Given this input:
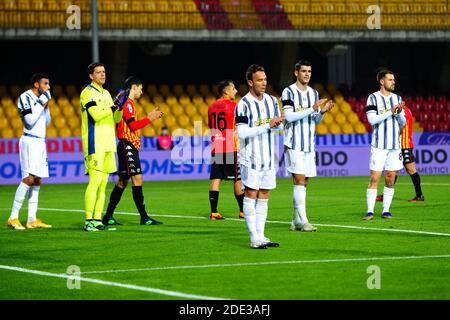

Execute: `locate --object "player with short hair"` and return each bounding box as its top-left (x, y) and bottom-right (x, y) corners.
top-left (281, 59), bottom-right (334, 232)
top-left (102, 76), bottom-right (164, 226)
top-left (80, 62), bottom-right (123, 231)
top-left (363, 69), bottom-right (406, 220)
top-left (235, 64), bottom-right (284, 249)
top-left (208, 79), bottom-right (244, 220)
top-left (376, 104), bottom-right (424, 202)
top-left (7, 73), bottom-right (52, 230)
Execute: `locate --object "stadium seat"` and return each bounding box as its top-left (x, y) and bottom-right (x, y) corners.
top-left (1, 127), bottom-right (14, 138)
top-left (354, 122), bottom-right (367, 134)
top-left (173, 84), bottom-right (184, 97)
top-left (58, 127), bottom-right (72, 137)
top-left (186, 84), bottom-right (198, 97)
top-left (316, 123), bottom-right (328, 135)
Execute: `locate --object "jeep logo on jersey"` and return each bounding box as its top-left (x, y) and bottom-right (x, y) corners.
top-left (254, 118), bottom-right (272, 126)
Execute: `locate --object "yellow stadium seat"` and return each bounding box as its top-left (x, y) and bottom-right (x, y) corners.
top-left (328, 123), bottom-right (341, 134)
top-left (192, 95), bottom-right (205, 106)
top-left (1, 128), bottom-right (15, 138)
top-left (0, 117), bottom-right (7, 129)
top-left (46, 125), bottom-right (58, 137)
top-left (185, 105), bottom-right (197, 117)
top-left (142, 126), bottom-right (156, 137)
top-left (62, 106), bottom-right (75, 118)
top-left (14, 127), bottom-right (23, 137)
top-left (159, 84), bottom-right (171, 97)
top-left (5, 107), bottom-right (18, 119)
top-left (50, 105), bottom-right (62, 117)
top-left (53, 117), bottom-right (66, 129)
top-left (173, 84), bottom-right (184, 97)
top-left (58, 127), bottom-right (72, 137)
top-left (354, 122), bottom-right (367, 134)
top-left (164, 115), bottom-right (176, 128)
top-left (199, 84), bottom-right (210, 96)
top-left (67, 117), bottom-right (80, 129)
top-left (166, 95), bottom-right (178, 106)
top-left (340, 102), bottom-right (352, 114)
top-left (186, 84), bottom-right (197, 97)
top-left (334, 113), bottom-right (346, 125)
top-left (153, 95), bottom-right (164, 105)
top-left (66, 85), bottom-right (78, 98)
top-left (341, 123), bottom-right (354, 134)
top-left (52, 85), bottom-right (64, 97)
top-left (157, 104), bottom-right (170, 115)
top-left (11, 117), bottom-right (23, 130)
top-left (72, 127), bottom-right (81, 137)
top-left (205, 94), bottom-right (216, 106)
top-left (179, 94), bottom-right (191, 106)
top-left (171, 105), bottom-right (183, 116)
top-left (177, 114), bottom-right (190, 128)
top-left (323, 112), bottom-right (334, 125)
top-left (57, 96), bottom-right (70, 106)
top-left (316, 124), bottom-right (328, 135)
top-left (191, 113), bottom-right (203, 125)
top-left (147, 84), bottom-right (158, 97)
top-left (347, 113), bottom-right (360, 125)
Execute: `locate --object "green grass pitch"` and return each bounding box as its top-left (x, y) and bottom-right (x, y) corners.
top-left (0, 175), bottom-right (449, 300)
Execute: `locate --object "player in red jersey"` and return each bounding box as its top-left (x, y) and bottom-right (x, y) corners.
top-left (208, 80), bottom-right (244, 220)
top-left (103, 76), bottom-right (165, 226)
top-left (376, 104), bottom-right (424, 202)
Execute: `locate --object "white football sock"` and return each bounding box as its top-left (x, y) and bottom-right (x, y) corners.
top-left (382, 186), bottom-right (395, 213)
top-left (255, 198), bottom-right (268, 241)
top-left (28, 186), bottom-right (40, 222)
top-left (10, 182), bottom-right (30, 220)
top-left (366, 188), bottom-right (377, 213)
top-left (293, 185), bottom-right (308, 225)
top-left (243, 197), bottom-right (258, 243)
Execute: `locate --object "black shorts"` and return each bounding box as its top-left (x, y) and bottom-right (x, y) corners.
top-left (401, 148), bottom-right (415, 165)
top-left (117, 139), bottom-right (142, 178)
top-left (210, 152), bottom-right (241, 181)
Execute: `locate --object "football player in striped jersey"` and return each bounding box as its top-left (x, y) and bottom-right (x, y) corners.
top-left (281, 60), bottom-right (333, 232)
top-left (363, 70), bottom-right (406, 220)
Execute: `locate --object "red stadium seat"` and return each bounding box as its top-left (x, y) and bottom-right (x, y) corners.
top-left (430, 111), bottom-right (441, 122)
top-left (410, 102), bottom-right (421, 112)
top-left (423, 102), bottom-right (433, 112)
top-left (438, 122), bottom-right (449, 132)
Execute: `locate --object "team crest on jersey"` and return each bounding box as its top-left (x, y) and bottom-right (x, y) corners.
top-left (295, 105), bottom-right (309, 112)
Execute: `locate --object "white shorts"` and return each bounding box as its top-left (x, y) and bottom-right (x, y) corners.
top-left (369, 146), bottom-right (403, 172)
top-left (285, 148), bottom-right (317, 177)
top-left (19, 135), bottom-right (49, 179)
top-left (240, 165), bottom-right (276, 190)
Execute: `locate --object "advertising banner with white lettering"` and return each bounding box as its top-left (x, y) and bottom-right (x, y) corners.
top-left (1, 132), bottom-right (449, 184)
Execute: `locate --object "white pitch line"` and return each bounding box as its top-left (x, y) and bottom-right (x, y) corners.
top-left (0, 264), bottom-right (228, 300)
top-left (80, 254), bottom-right (450, 275)
top-left (36, 207), bottom-right (450, 237)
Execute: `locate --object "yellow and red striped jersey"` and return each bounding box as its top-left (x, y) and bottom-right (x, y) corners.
top-left (400, 106), bottom-right (414, 149)
top-left (116, 98), bottom-right (150, 150)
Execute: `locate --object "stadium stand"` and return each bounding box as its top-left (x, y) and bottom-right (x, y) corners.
top-left (0, 0), bottom-right (448, 30)
top-left (1, 82), bottom-right (446, 138)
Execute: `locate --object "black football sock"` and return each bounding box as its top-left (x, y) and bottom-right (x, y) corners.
top-left (105, 185), bottom-right (125, 218)
top-left (410, 172), bottom-right (423, 197)
top-left (235, 193), bottom-right (244, 212)
top-left (132, 186), bottom-right (148, 220)
top-left (209, 191), bottom-right (219, 213)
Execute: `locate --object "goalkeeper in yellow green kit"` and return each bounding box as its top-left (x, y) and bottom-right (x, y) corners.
top-left (80, 62), bottom-right (123, 231)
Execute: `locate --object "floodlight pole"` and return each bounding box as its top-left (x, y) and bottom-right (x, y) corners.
top-left (91, 0), bottom-right (99, 62)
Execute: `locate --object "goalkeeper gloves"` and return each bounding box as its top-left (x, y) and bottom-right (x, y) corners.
top-left (111, 89), bottom-right (130, 112)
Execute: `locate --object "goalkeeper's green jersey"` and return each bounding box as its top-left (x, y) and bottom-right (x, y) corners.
top-left (80, 82), bottom-right (122, 157)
